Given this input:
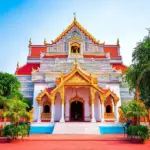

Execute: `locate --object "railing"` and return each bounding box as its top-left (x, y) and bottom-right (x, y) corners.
top-left (104, 112), bottom-right (114, 119)
top-left (41, 113), bottom-right (51, 120)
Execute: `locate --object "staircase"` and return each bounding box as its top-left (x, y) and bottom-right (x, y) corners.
top-left (53, 122), bottom-right (100, 134)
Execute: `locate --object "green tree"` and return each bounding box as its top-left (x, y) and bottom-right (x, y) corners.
top-left (126, 100), bottom-right (147, 125)
top-left (0, 72), bottom-right (22, 99)
top-left (3, 99), bottom-right (30, 125)
top-left (125, 35), bottom-right (150, 107)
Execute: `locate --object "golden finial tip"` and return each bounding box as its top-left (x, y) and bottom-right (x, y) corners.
top-left (29, 38), bottom-right (32, 45)
top-left (44, 38), bottom-right (47, 45)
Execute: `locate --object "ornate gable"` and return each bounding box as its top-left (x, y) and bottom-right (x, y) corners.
top-left (52, 16), bottom-right (100, 44)
top-left (65, 72), bottom-right (91, 85)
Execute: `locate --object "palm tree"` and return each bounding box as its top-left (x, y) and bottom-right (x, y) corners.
top-left (126, 100), bottom-right (147, 125)
top-left (3, 99), bottom-right (30, 125)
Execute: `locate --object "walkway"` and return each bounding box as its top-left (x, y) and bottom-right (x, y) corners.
top-left (0, 140), bottom-right (150, 150)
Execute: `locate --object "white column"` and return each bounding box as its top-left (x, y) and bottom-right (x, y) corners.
top-left (51, 104), bottom-right (55, 123)
top-left (101, 104), bottom-right (105, 122)
top-left (37, 105), bottom-right (42, 122)
top-left (60, 104), bottom-right (65, 122)
top-left (91, 104), bottom-right (96, 122)
top-left (114, 105), bottom-right (118, 123)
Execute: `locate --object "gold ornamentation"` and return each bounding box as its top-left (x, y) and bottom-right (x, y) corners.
top-left (117, 38), bottom-right (119, 45)
top-left (44, 38), bottom-right (47, 45)
top-left (29, 38), bottom-right (32, 45)
top-left (53, 16), bottom-right (100, 44)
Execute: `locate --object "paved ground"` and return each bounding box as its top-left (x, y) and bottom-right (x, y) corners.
top-left (24, 134), bottom-right (127, 141)
top-left (0, 140), bottom-right (150, 150)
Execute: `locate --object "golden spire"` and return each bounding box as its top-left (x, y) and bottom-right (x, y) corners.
top-left (29, 38), bottom-right (32, 45)
top-left (44, 38), bottom-right (47, 45)
top-left (117, 38), bottom-right (119, 45)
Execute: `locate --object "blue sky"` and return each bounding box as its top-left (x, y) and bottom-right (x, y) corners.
top-left (0, 0), bottom-right (150, 74)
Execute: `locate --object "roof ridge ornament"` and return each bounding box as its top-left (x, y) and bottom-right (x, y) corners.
top-left (44, 38), bottom-right (47, 45)
top-left (73, 12), bottom-right (76, 21)
top-left (29, 38), bottom-right (32, 46)
top-left (117, 38), bottom-right (119, 45)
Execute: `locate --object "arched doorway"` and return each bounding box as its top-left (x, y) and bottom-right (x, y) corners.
top-left (70, 96), bottom-right (84, 121)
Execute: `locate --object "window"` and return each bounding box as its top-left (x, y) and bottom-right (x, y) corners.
top-left (71, 42), bottom-right (80, 54)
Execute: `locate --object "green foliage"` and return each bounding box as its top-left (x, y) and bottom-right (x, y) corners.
top-left (22, 98), bottom-right (33, 111)
top-left (125, 36), bottom-right (150, 108)
top-left (2, 123), bottom-right (30, 139)
top-left (0, 72), bottom-right (21, 98)
top-left (3, 99), bottom-right (30, 124)
top-left (127, 125), bottom-right (150, 141)
top-left (120, 100), bottom-right (147, 124)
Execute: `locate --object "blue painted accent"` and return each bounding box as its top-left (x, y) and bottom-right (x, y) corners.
top-left (30, 125), bottom-right (55, 134)
top-left (99, 126), bottom-right (124, 134)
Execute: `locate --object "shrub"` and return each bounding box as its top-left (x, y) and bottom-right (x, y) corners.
top-left (2, 123), bottom-right (30, 139)
top-left (127, 125), bottom-right (150, 141)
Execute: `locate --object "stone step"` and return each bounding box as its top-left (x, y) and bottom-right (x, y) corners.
top-left (53, 123), bottom-right (100, 134)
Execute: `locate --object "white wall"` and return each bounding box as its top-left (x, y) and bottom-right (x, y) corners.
top-left (94, 94), bottom-right (101, 121)
top-left (33, 83), bottom-right (48, 121)
top-left (105, 83), bottom-right (121, 106)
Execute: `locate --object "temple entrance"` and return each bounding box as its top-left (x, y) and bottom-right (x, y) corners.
top-left (70, 101), bottom-right (83, 121)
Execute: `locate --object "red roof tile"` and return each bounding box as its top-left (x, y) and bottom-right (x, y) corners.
top-left (15, 63), bottom-right (40, 75)
top-left (104, 46), bottom-right (121, 58)
top-left (112, 63), bottom-right (128, 74)
top-left (28, 47), bottom-right (47, 58)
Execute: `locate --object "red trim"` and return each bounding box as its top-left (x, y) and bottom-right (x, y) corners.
top-left (112, 63), bottom-right (128, 74)
top-left (15, 63), bottom-right (40, 75)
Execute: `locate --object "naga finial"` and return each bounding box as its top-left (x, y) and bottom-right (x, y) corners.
top-left (17, 62), bottom-right (19, 69)
top-left (29, 38), bottom-right (32, 45)
top-left (44, 38), bottom-right (47, 45)
top-left (117, 38), bottom-right (119, 45)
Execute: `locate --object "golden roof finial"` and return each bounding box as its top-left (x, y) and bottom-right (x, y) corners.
top-left (29, 38), bottom-right (32, 45)
top-left (117, 38), bottom-right (119, 45)
top-left (73, 12), bottom-right (76, 21)
top-left (44, 38), bottom-right (47, 45)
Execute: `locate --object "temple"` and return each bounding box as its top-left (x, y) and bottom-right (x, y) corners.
top-left (15, 16), bottom-right (134, 123)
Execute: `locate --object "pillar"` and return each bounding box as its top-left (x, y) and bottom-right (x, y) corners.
top-left (60, 103), bottom-right (65, 122)
top-left (60, 87), bottom-right (65, 122)
top-left (51, 96), bottom-right (55, 123)
top-left (101, 103), bottom-right (105, 122)
top-left (91, 103), bottom-right (96, 122)
top-left (114, 105), bottom-right (118, 123)
top-left (37, 105), bottom-right (42, 122)
top-left (51, 104), bottom-right (55, 122)
top-left (90, 88), bottom-right (96, 122)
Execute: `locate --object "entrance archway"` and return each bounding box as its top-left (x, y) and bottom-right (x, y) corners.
top-left (70, 96), bottom-right (84, 121)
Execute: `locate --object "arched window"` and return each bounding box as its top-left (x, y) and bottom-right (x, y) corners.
top-left (44, 105), bottom-right (50, 113)
top-left (71, 43), bottom-right (80, 54)
top-left (106, 105), bottom-right (112, 113)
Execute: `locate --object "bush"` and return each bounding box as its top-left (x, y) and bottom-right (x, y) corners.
top-left (127, 125), bottom-right (150, 141)
top-left (2, 123), bottom-right (30, 139)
